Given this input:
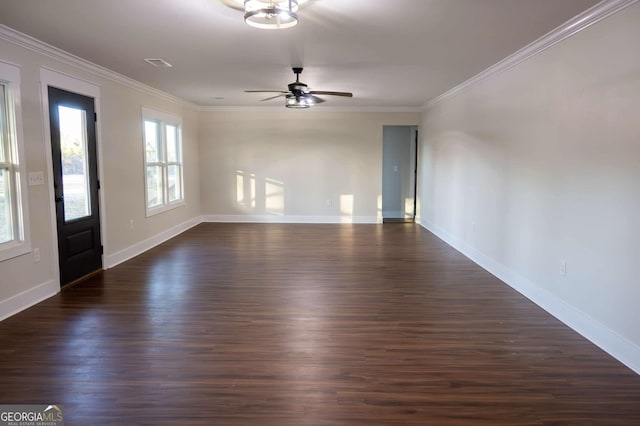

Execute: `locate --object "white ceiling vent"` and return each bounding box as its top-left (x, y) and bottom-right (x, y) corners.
top-left (144, 58), bottom-right (172, 68)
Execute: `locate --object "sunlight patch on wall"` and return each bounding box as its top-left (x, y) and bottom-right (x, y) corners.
top-left (236, 170), bottom-right (244, 205)
top-left (235, 169), bottom-right (256, 209)
top-left (250, 173), bottom-right (256, 208)
top-left (340, 194), bottom-right (354, 222)
top-left (266, 178), bottom-right (285, 215)
top-left (235, 170), bottom-right (286, 214)
top-left (405, 197), bottom-right (414, 218)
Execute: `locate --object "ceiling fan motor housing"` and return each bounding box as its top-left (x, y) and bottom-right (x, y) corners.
top-left (289, 67), bottom-right (308, 94)
top-left (288, 82), bottom-right (309, 94)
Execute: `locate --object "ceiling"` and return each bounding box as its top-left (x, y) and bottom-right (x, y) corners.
top-left (0, 0), bottom-right (600, 108)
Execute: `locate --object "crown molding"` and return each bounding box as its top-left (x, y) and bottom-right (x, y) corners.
top-left (0, 25), bottom-right (196, 108)
top-left (423, 0), bottom-right (639, 109)
top-left (199, 105), bottom-right (423, 113)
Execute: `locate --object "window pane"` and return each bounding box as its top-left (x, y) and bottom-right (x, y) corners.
top-left (146, 165), bottom-right (163, 208)
top-left (167, 165), bottom-right (181, 202)
top-left (145, 120), bottom-right (160, 162)
top-left (0, 168), bottom-right (12, 243)
top-left (59, 105), bottom-right (91, 222)
top-left (0, 85), bottom-right (5, 163)
top-left (166, 124), bottom-right (178, 162)
top-left (0, 85), bottom-right (6, 241)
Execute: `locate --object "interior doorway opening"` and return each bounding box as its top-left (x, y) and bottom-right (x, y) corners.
top-left (382, 125), bottom-right (418, 223)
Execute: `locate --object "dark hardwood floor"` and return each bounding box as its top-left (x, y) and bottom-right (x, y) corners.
top-left (1, 223), bottom-right (639, 424)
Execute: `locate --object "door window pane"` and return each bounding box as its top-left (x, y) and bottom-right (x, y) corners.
top-left (145, 120), bottom-right (160, 162)
top-left (0, 168), bottom-right (12, 243)
top-left (167, 165), bottom-right (181, 202)
top-left (146, 165), bottom-right (163, 208)
top-left (59, 105), bottom-right (91, 222)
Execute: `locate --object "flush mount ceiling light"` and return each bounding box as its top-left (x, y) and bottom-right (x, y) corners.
top-left (244, 0), bottom-right (299, 29)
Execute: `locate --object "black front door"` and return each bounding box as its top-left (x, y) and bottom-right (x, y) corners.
top-left (48, 87), bottom-right (102, 286)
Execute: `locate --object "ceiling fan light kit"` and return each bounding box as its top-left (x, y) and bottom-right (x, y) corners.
top-left (245, 67), bottom-right (353, 109)
top-left (244, 0), bottom-right (299, 29)
top-left (286, 93), bottom-right (312, 108)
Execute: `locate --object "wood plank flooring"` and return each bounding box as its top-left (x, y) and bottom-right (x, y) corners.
top-left (1, 223), bottom-right (639, 424)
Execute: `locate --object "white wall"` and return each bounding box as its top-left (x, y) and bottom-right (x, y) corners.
top-left (419, 3), bottom-right (640, 371)
top-left (199, 111), bottom-right (419, 223)
top-left (0, 30), bottom-right (201, 318)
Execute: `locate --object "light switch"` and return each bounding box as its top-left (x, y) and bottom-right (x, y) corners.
top-left (28, 171), bottom-right (45, 186)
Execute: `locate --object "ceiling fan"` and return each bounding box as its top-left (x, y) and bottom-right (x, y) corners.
top-left (245, 67), bottom-right (353, 108)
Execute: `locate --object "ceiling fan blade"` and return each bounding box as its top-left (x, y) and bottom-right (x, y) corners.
top-left (308, 95), bottom-right (326, 104)
top-left (245, 90), bottom-right (289, 94)
top-left (309, 90), bottom-right (353, 97)
top-left (260, 94), bottom-right (287, 101)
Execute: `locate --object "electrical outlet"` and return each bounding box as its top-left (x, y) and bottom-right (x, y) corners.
top-left (560, 259), bottom-right (567, 277)
top-left (33, 248), bottom-right (40, 263)
top-left (129, 219), bottom-right (134, 229)
top-left (326, 199), bottom-right (332, 207)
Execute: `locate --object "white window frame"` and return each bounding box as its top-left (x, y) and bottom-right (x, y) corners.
top-left (0, 60), bottom-right (31, 262)
top-left (142, 107), bottom-right (184, 217)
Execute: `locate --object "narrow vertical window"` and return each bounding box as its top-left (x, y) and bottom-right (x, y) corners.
top-left (142, 108), bottom-right (183, 216)
top-left (0, 61), bottom-right (30, 261)
top-left (0, 84), bottom-right (11, 243)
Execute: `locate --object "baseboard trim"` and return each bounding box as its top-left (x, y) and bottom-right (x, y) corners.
top-left (104, 216), bottom-right (202, 269)
top-left (419, 218), bottom-right (640, 375)
top-left (202, 215), bottom-right (381, 224)
top-left (0, 280), bottom-right (59, 322)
